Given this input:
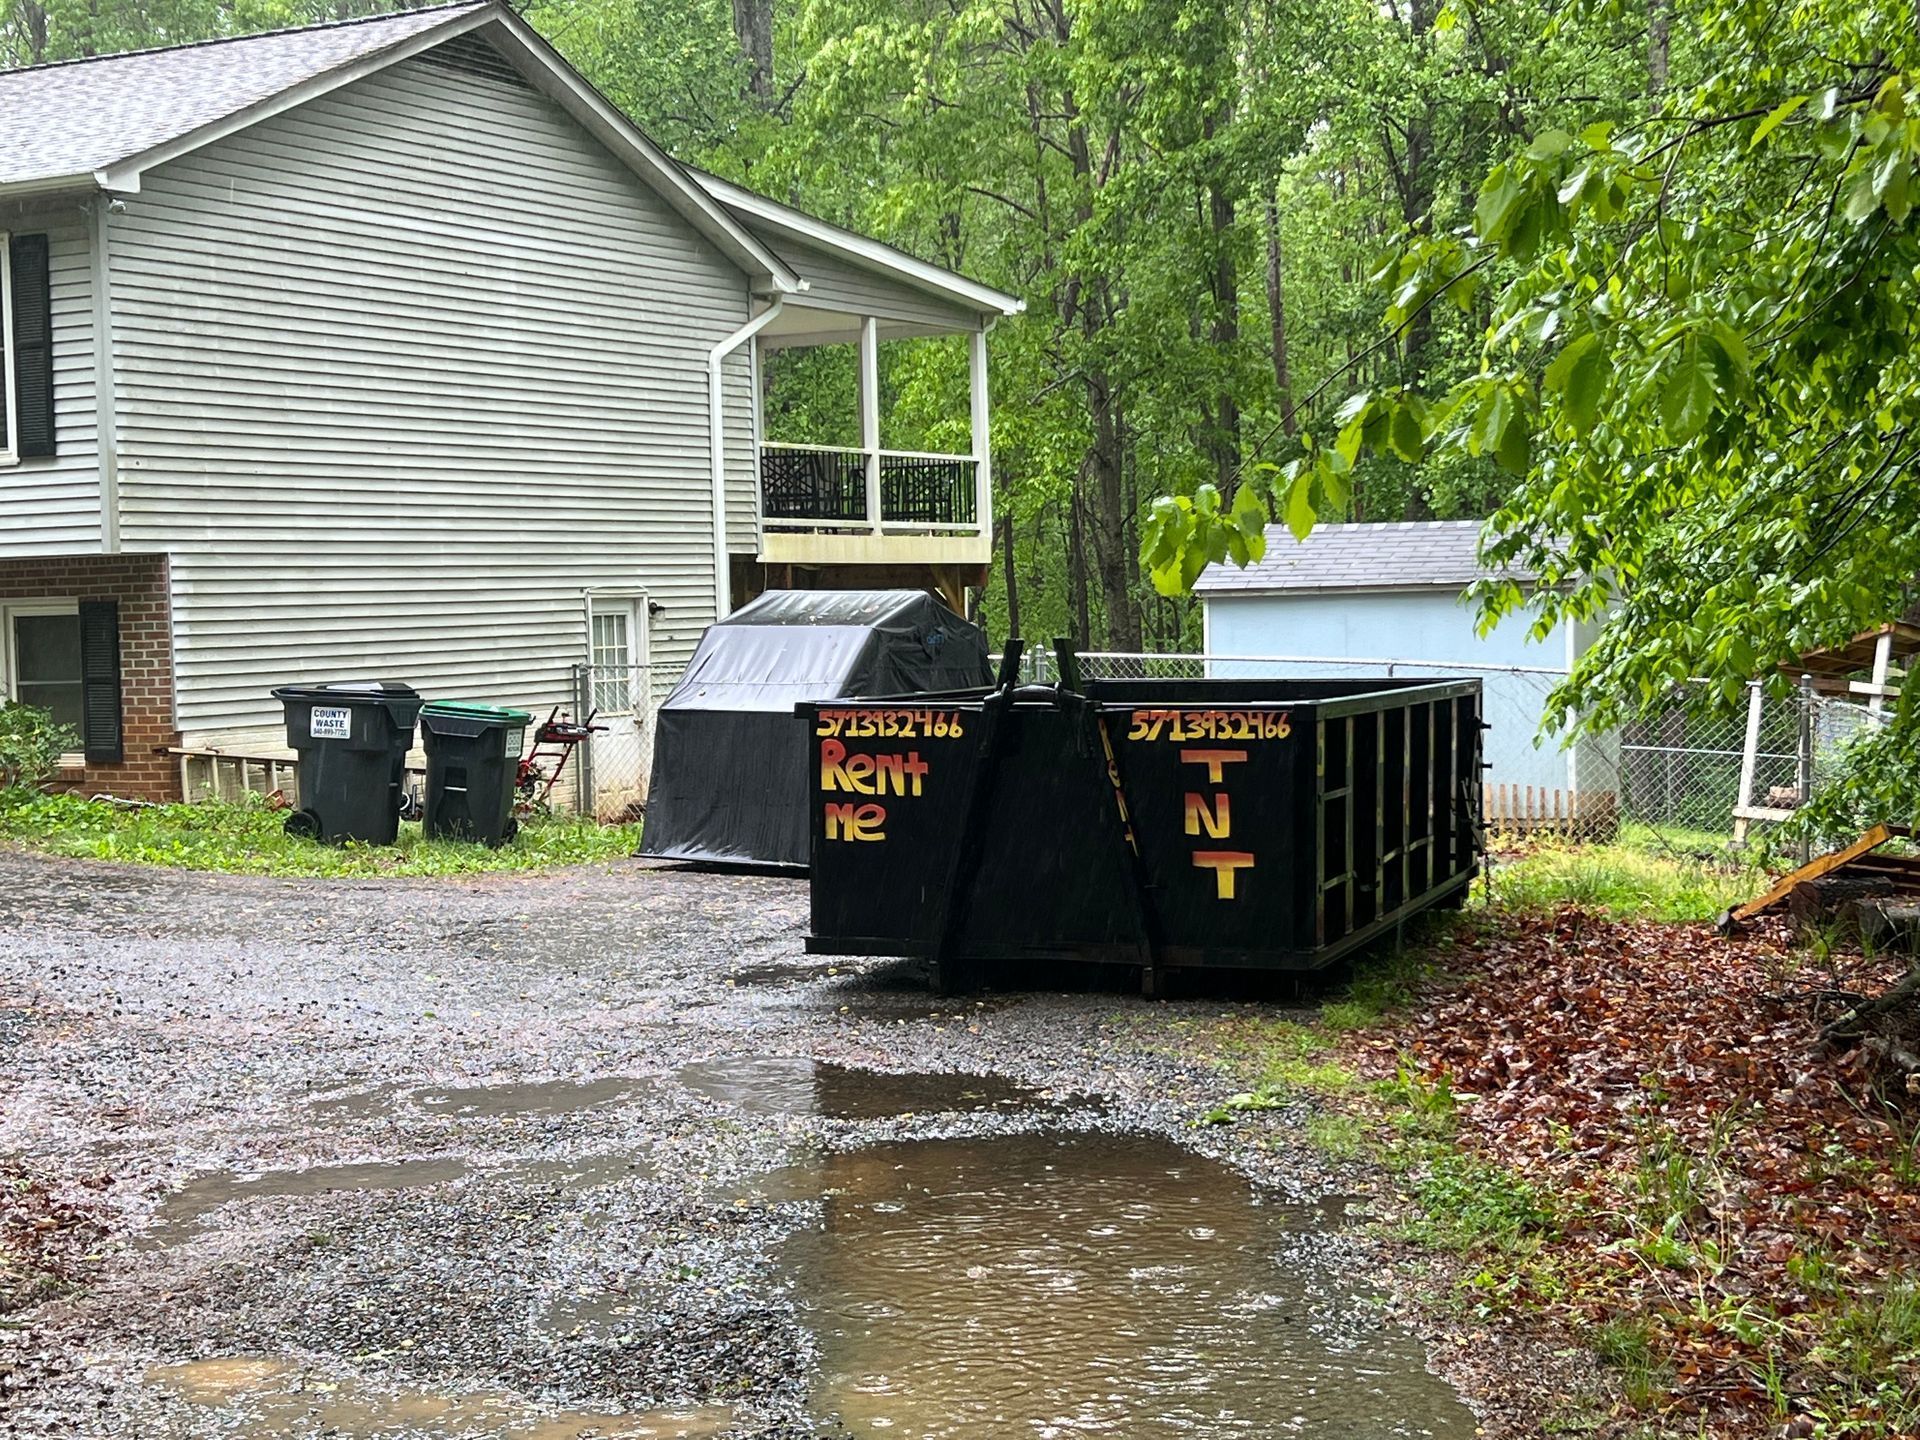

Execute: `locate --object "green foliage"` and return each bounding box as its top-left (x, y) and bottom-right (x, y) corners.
top-left (1482, 837), bottom-right (1760, 923)
top-left (1403, 1149), bottom-right (1557, 1254)
top-left (1587, 1316), bottom-right (1674, 1411)
top-left (0, 792), bottom-right (642, 877)
top-left (0, 704), bottom-right (76, 793)
top-left (1152, 0), bottom-right (1920, 820)
top-left (1793, 714), bottom-right (1920, 846)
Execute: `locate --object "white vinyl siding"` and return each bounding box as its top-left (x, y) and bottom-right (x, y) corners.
top-left (0, 215), bottom-right (100, 554)
top-left (109, 54), bottom-right (759, 734)
top-left (771, 234), bottom-right (984, 334)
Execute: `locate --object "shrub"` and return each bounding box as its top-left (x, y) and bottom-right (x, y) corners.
top-left (0, 704), bottom-right (77, 794)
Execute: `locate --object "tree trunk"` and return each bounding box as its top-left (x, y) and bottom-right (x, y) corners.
top-left (1082, 370), bottom-right (1137, 649)
top-left (1647, 0), bottom-right (1672, 95)
top-left (731, 0), bottom-right (774, 102)
top-left (1061, 116), bottom-right (1139, 646)
top-left (1386, 0), bottom-right (1439, 387)
top-left (1205, 115), bottom-right (1241, 493)
top-left (14, 0), bottom-right (48, 63)
top-left (997, 501), bottom-right (1022, 642)
top-left (1067, 494), bottom-right (1093, 652)
top-left (1263, 189), bottom-right (1296, 434)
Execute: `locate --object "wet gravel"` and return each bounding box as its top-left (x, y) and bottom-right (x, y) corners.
top-left (0, 850), bottom-right (1561, 1437)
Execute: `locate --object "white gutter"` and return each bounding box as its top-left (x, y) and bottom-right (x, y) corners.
top-left (90, 196), bottom-right (119, 552)
top-left (708, 298), bottom-right (785, 620)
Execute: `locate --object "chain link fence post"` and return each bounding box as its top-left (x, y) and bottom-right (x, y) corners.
top-left (572, 662), bottom-right (595, 820)
top-left (1796, 672), bottom-right (1816, 865)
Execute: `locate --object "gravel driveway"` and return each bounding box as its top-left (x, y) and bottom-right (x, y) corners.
top-left (0, 850), bottom-right (1518, 1438)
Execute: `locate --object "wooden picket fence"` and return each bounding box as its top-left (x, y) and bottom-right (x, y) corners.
top-left (1482, 783), bottom-right (1619, 839)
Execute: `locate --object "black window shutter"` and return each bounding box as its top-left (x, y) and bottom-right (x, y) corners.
top-left (78, 600), bottom-right (123, 765)
top-left (8, 233), bottom-right (55, 458)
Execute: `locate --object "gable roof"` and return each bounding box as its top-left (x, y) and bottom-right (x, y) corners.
top-left (0, 3), bottom-right (484, 191)
top-left (0, 1), bottom-right (799, 294)
top-left (1195, 520), bottom-right (1533, 595)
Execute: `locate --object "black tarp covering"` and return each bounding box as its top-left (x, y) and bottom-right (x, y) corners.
top-left (640, 590), bottom-right (993, 867)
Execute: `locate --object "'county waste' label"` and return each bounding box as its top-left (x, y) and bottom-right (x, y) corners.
top-left (310, 706), bottom-right (352, 740)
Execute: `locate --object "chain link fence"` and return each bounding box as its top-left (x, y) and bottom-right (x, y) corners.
top-left (493, 662), bottom-right (659, 824)
top-left (1022, 649), bottom-right (1887, 848)
top-left (502, 647), bottom-right (1889, 837)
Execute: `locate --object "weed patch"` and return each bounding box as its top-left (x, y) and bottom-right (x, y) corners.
top-left (1482, 838), bottom-right (1759, 924)
top-left (0, 792), bottom-right (642, 877)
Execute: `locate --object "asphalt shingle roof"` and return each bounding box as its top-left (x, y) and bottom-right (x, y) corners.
top-left (0, 1), bottom-right (485, 188)
top-left (1194, 519), bottom-right (1529, 594)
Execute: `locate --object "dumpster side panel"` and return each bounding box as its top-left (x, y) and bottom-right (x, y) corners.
top-left (804, 702), bottom-right (980, 951)
top-left (1104, 704), bottom-right (1309, 963)
top-left (955, 708), bottom-right (1145, 962)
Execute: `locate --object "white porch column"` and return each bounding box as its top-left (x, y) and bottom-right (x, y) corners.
top-left (969, 325), bottom-right (992, 537)
top-left (859, 315), bottom-right (882, 533)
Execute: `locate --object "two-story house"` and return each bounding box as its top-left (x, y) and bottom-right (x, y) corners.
top-left (0, 0), bottom-right (1021, 800)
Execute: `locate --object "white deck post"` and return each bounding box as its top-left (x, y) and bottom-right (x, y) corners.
top-left (969, 325), bottom-right (992, 538)
top-left (1732, 681), bottom-right (1765, 844)
top-left (1867, 630), bottom-right (1893, 717)
top-left (859, 315), bottom-right (882, 533)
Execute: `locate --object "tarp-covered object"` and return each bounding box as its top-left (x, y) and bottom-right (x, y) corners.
top-left (641, 590), bottom-right (993, 867)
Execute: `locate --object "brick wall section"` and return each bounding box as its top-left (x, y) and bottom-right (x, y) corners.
top-left (0, 553), bottom-right (180, 800)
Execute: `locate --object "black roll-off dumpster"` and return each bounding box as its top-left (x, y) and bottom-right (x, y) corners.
top-left (798, 659), bottom-right (1483, 992)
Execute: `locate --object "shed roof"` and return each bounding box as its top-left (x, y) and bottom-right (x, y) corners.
top-left (1195, 520), bottom-right (1530, 595)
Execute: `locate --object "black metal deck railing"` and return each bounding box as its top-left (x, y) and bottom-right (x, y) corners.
top-left (761, 446), bottom-right (869, 522)
top-left (760, 445), bottom-right (978, 528)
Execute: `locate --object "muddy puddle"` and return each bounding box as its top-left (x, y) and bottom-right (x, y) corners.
top-left (146, 1356), bottom-right (731, 1437)
top-left (309, 1075), bottom-right (646, 1122)
top-left (150, 1158), bottom-right (472, 1241)
top-left (152, 1148), bottom-right (650, 1244)
top-left (417, 1076), bottom-right (645, 1118)
top-left (784, 1131), bottom-right (1476, 1438)
top-left (676, 1057), bottom-right (1042, 1119)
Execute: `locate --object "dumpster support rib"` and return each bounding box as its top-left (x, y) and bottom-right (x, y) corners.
top-left (924, 639), bottom-right (1026, 994)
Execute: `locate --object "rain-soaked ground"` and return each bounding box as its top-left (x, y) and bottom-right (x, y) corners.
top-left (0, 851), bottom-right (1508, 1438)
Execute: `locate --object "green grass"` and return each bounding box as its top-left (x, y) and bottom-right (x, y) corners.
top-left (1587, 1316), bottom-right (1675, 1411)
top-left (1481, 836), bottom-right (1761, 923)
top-left (0, 791), bottom-right (642, 877)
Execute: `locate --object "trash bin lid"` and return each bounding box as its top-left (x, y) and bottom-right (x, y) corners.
top-left (271, 680), bottom-right (422, 703)
top-left (420, 700), bottom-right (533, 726)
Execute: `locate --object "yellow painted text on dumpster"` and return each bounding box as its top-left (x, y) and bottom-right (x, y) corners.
top-left (1181, 746), bottom-right (1254, 899)
top-left (1127, 709), bottom-right (1291, 743)
top-left (819, 731), bottom-right (942, 843)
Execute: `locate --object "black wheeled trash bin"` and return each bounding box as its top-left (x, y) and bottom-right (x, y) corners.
top-left (271, 681), bottom-right (424, 845)
top-left (419, 701), bottom-right (531, 847)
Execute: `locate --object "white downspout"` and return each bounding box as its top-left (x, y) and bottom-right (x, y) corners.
top-left (708, 297), bottom-right (785, 621)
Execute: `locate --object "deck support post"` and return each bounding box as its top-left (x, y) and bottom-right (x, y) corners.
top-left (859, 315), bottom-right (882, 534)
top-left (969, 324), bottom-right (993, 543)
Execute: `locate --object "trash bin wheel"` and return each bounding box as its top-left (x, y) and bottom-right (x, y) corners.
top-left (488, 816), bottom-right (520, 850)
top-left (284, 809), bottom-right (323, 840)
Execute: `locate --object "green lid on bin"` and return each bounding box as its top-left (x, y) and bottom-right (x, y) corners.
top-left (420, 700), bottom-right (533, 725)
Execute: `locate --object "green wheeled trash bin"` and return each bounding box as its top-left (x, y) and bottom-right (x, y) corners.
top-left (271, 681), bottom-right (424, 844)
top-left (420, 701), bottom-right (531, 847)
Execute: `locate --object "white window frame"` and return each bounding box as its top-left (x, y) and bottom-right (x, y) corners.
top-left (583, 591), bottom-right (650, 718)
top-left (0, 230), bottom-right (16, 468)
top-left (1, 598), bottom-right (84, 764)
